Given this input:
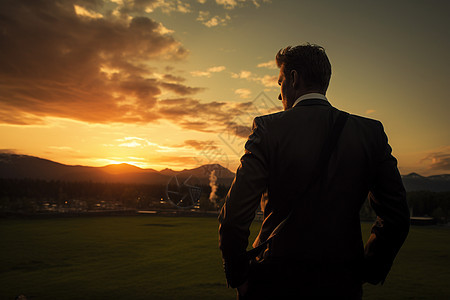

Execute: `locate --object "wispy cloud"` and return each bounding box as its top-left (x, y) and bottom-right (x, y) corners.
top-left (116, 0), bottom-right (191, 15)
top-left (421, 146), bottom-right (450, 172)
top-left (197, 11), bottom-right (231, 27)
top-left (365, 109), bottom-right (376, 115)
top-left (231, 70), bottom-right (252, 79)
top-left (116, 137), bottom-right (152, 148)
top-left (74, 5), bottom-right (103, 19)
top-left (257, 60), bottom-right (277, 69)
top-left (156, 23), bottom-right (175, 35)
top-left (118, 141), bottom-right (143, 148)
top-left (194, 0), bottom-right (270, 27)
top-left (49, 146), bottom-right (79, 152)
top-left (256, 75), bottom-right (278, 87)
top-left (152, 155), bottom-right (204, 168)
top-left (215, 0), bottom-right (270, 9)
top-left (113, 137), bottom-right (179, 152)
top-left (216, 0), bottom-right (238, 9)
top-left (235, 88), bottom-right (252, 98)
top-left (231, 71), bottom-right (278, 87)
top-left (190, 66), bottom-right (226, 77)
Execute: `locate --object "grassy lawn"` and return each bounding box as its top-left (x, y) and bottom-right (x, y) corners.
top-left (0, 216), bottom-right (449, 299)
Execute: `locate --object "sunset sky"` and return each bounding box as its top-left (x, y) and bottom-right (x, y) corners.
top-left (0, 0), bottom-right (449, 176)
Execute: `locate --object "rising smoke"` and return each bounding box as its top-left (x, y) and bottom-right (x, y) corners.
top-left (209, 170), bottom-right (218, 207)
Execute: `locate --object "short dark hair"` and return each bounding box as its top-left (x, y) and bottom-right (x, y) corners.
top-left (276, 43), bottom-right (331, 93)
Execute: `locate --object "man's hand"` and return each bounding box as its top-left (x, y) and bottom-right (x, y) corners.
top-left (237, 280), bottom-right (249, 297)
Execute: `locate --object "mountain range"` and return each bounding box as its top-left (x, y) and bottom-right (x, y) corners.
top-left (0, 153), bottom-right (235, 186)
top-left (0, 153), bottom-right (449, 192)
top-left (401, 172), bottom-right (450, 192)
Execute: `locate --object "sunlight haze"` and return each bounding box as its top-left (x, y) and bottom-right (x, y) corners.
top-left (0, 0), bottom-right (449, 176)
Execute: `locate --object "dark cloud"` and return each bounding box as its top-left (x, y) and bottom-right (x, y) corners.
top-left (0, 0), bottom-right (199, 125)
top-left (163, 74), bottom-right (186, 83)
top-left (160, 82), bottom-right (205, 95)
top-left (173, 140), bottom-right (218, 151)
top-left (156, 97), bottom-right (248, 134)
top-left (155, 97), bottom-right (257, 137)
top-left (0, 0), bottom-right (279, 140)
top-left (0, 109), bottom-right (46, 125)
top-left (179, 121), bottom-right (215, 133)
top-left (224, 122), bottom-right (252, 138)
top-left (165, 66), bottom-right (175, 72)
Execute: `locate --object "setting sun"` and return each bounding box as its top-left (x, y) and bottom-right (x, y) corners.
top-left (0, 0), bottom-right (448, 176)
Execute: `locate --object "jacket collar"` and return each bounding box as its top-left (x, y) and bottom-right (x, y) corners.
top-left (292, 92), bottom-right (328, 107)
top-left (293, 98), bottom-right (331, 108)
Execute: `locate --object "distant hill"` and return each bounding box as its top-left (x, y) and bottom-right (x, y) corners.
top-left (401, 173), bottom-right (450, 192)
top-left (0, 153), bottom-right (235, 186)
top-left (0, 153), bottom-right (448, 191)
top-left (176, 164), bottom-right (235, 179)
top-left (100, 163), bottom-right (158, 174)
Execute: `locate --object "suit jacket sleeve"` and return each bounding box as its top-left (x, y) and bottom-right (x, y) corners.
top-left (218, 116), bottom-right (269, 288)
top-left (364, 121), bottom-right (410, 284)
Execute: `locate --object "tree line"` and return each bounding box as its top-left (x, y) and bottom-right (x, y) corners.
top-left (0, 179), bottom-right (449, 223)
top-left (0, 178), bottom-right (229, 213)
top-left (359, 190), bottom-right (450, 223)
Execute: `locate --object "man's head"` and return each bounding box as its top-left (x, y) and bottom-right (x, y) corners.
top-left (276, 43), bottom-right (331, 110)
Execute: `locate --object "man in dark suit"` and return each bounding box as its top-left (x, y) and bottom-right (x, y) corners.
top-left (218, 44), bottom-right (410, 299)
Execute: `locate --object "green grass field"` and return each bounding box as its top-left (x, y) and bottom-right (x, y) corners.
top-left (0, 216), bottom-right (449, 300)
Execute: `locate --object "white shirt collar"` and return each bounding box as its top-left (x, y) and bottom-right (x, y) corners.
top-left (292, 93), bottom-right (328, 108)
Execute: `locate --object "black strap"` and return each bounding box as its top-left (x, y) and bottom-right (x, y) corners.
top-left (246, 110), bottom-right (349, 260)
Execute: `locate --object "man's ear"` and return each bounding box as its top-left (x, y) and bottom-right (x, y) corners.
top-left (290, 69), bottom-right (300, 88)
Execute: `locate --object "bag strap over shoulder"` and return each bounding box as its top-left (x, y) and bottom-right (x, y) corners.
top-left (246, 110), bottom-right (349, 260)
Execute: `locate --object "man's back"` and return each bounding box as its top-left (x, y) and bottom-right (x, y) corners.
top-left (219, 100), bottom-right (409, 296)
top-left (218, 44), bottom-right (410, 299)
top-left (254, 99), bottom-right (402, 258)
top-left (253, 99), bottom-right (375, 257)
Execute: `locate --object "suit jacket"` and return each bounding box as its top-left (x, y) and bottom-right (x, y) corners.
top-left (218, 99), bottom-right (410, 289)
